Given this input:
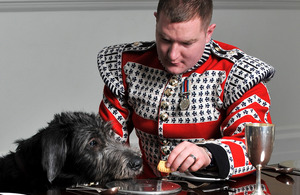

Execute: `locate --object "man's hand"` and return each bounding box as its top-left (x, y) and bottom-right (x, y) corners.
top-left (165, 141), bottom-right (211, 172)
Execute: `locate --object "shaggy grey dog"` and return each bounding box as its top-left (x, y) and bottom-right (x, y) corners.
top-left (0, 112), bottom-right (142, 193)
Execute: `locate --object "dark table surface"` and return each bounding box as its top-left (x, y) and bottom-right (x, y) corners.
top-left (20, 170), bottom-right (298, 195)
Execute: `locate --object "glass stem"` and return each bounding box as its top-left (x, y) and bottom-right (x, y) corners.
top-left (254, 164), bottom-right (264, 195)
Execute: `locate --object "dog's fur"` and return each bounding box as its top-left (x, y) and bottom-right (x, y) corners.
top-left (0, 112), bottom-right (143, 193)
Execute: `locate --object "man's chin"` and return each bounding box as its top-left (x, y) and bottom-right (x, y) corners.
top-left (164, 67), bottom-right (185, 75)
top-left (160, 60), bottom-right (186, 75)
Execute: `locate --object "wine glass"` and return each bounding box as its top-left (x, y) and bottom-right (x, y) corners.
top-left (245, 123), bottom-right (275, 195)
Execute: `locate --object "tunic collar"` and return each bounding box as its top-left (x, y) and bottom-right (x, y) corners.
top-left (185, 40), bottom-right (211, 73)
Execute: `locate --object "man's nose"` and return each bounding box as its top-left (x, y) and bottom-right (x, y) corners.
top-left (168, 43), bottom-right (180, 62)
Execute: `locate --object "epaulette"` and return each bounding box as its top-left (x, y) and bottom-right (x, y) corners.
top-left (210, 41), bottom-right (275, 108)
top-left (97, 41), bottom-right (156, 97)
top-left (210, 40), bottom-right (245, 63)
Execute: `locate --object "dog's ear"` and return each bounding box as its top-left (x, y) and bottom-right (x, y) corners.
top-left (41, 128), bottom-right (68, 183)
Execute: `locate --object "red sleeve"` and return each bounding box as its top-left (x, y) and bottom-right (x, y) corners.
top-left (218, 82), bottom-right (272, 178)
top-left (99, 85), bottom-right (133, 144)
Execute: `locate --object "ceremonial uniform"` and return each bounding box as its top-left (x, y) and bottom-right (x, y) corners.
top-left (97, 40), bottom-right (275, 179)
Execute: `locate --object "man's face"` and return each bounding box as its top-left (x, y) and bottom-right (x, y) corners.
top-left (155, 12), bottom-right (215, 75)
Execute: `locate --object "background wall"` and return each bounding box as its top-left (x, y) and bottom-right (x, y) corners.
top-left (1, 1), bottom-right (300, 164)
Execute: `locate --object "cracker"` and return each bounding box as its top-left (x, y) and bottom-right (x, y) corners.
top-left (157, 160), bottom-right (173, 173)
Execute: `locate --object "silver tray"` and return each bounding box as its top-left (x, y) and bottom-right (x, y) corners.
top-left (106, 179), bottom-right (181, 194)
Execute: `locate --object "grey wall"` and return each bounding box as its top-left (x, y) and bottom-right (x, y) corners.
top-left (1, 2), bottom-right (300, 164)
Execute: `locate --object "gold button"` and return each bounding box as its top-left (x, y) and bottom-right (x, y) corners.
top-left (133, 42), bottom-right (140, 46)
top-left (161, 147), bottom-right (170, 155)
top-left (164, 88), bottom-right (174, 97)
top-left (161, 101), bottom-right (169, 109)
top-left (162, 139), bottom-right (169, 145)
top-left (215, 47), bottom-right (221, 51)
top-left (160, 113), bottom-right (169, 121)
top-left (169, 78), bottom-right (178, 87)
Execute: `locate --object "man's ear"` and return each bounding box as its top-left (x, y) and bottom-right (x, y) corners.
top-left (206, 24), bottom-right (216, 43)
top-left (154, 12), bottom-right (158, 22)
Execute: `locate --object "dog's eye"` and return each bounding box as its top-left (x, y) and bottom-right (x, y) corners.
top-left (89, 139), bottom-right (98, 147)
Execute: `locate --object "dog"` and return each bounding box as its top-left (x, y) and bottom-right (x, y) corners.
top-left (0, 111), bottom-right (143, 193)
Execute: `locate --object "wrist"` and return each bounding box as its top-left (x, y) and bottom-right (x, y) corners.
top-left (202, 146), bottom-right (215, 168)
top-left (202, 147), bottom-right (212, 159)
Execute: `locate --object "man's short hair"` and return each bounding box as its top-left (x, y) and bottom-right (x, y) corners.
top-left (156, 0), bottom-right (213, 30)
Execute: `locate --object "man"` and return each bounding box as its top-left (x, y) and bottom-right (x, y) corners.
top-left (97, 0), bottom-right (275, 179)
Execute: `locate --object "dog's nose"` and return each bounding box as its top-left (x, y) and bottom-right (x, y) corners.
top-left (128, 156), bottom-right (143, 171)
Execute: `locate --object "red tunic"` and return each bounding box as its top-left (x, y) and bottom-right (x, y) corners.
top-left (97, 40), bottom-right (275, 179)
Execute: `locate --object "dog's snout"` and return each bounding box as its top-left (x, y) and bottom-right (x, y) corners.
top-left (128, 156), bottom-right (143, 171)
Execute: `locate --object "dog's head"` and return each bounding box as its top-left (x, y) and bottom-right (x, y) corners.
top-left (41, 111), bottom-right (142, 184)
top-left (41, 112), bottom-right (110, 182)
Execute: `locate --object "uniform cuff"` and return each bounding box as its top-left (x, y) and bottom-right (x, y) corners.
top-left (203, 143), bottom-right (230, 178)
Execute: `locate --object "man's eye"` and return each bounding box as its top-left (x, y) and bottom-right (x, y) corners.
top-left (161, 38), bottom-right (171, 43)
top-left (183, 42), bottom-right (193, 46)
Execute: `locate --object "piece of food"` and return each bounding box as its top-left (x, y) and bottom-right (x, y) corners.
top-left (157, 160), bottom-right (173, 173)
